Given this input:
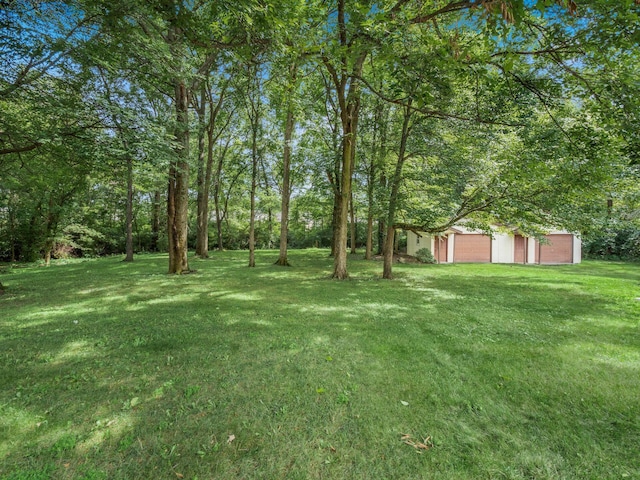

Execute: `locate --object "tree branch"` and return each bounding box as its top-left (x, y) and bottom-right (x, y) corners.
top-left (0, 142), bottom-right (42, 156)
top-left (355, 73), bottom-right (525, 127)
top-left (410, 1), bottom-right (474, 24)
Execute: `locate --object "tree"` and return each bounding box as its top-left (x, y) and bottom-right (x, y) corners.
top-left (241, 60), bottom-right (266, 267)
top-left (95, 0), bottom-right (250, 273)
top-left (0, 135), bottom-right (94, 264)
top-left (382, 102), bottom-right (413, 278)
top-left (274, 61), bottom-right (299, 266)
top-left (0, 0), bottom-right (100, 157)
top-left (358, 96), bottom-right (390, 260)
top-left (194, 75), bottom-right (230, 258)
top-left (1, 0), bottom-right (637, 276)
top-left (94, 70), bottom-right (142, 262)
top-left (318, 0), bottom-right (369, 278)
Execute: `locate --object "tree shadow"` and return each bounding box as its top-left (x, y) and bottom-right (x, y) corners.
top-left (1, 253), bottom-right (639, 478)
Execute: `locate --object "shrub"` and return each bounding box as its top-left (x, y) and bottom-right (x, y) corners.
top-left (415, 247), bottom-right (437, 264)
top-left (59, 224), bottom-right (110, 258)
top-left (584, 226), bottom-right (640, 260)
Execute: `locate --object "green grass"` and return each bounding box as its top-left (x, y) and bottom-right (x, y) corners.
top-left (1, 250), bottom-right (639, 479)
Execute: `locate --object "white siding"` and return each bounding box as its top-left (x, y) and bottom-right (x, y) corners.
top-left (447, 234), bottom-right (454, 263)
top-left (573, 236), bottom-right (582, 264)
top-left (406, 231), bottom-right (418, 256)
top-left (407, 231), bottom-right (432, 257)
top-left (491, 234), bottom-right (514, 263)
top-left (527, 237), bottom-right (537, 264)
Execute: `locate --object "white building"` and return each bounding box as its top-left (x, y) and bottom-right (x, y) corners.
top-left (406, 225), bottom-right (581, 264)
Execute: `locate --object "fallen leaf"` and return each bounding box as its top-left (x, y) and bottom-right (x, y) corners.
top-left (64, 463), bottom-right (70, 468)
top-left (422, 436), bottom-right (434, 448)
top-left (175, 473), bottom-right (184, 479)
top-left (227, 434), bottom-right (235, 444)
top-left (401, 433), bottom-right (434, 452)
top-left (400, 400), bottom-right (409, 406)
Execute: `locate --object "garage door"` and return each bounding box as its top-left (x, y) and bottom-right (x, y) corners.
top-left (434, 236), bottom-right (448, 263)
top-left (539, 234), bottom-right (573, 264)
top-left (514, 235), bottom-right (526, 263)
top-left (454, 234), bottom-right (491, 262)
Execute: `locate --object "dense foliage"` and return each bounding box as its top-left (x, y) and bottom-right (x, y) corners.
top-left (1, 0), bottom-right (639, 271)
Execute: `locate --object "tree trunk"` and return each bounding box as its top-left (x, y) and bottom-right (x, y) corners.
top-left (376, 110), bottom-right (389, 257)
top-left (382, 103), bottom-right (412, 279)
top-left (364, 157), bottom-right (374, 260)
top-left (43, 240), bottom-right (53, 266)
top-left (104, 79), bottom-right (135, 262)
top-left (124, 155), bottom-right (134, 262)
top-left (213, 138), bottom-right (229, 252)
top-left (214, 169), bottom-right (224, 252)
top-left (248, 105), bottom-right (259, 268)
top-left (276, 67), bottom-right (297, 266)
top-left (332, 117), bottom-right (357, 279)
top-left (330, 192), bottom-right (340, 257)
top-left (267, 208), bottom-right (273, 249)
top-left (323, 7), bottom-right (367, 277)
top-left (377, 219), bottom-right (385, 255)
top-left (43, 195), bottom-right (57, 267)
top-left (377, 172), bottom-right (387, 256)
top-left (365, 100), bottom-right (385, 260)
top-left (151, 190), bottom-right (161, 252)
top-left (365, 214), bottom-right (373, 260)
top-left (168, 79), bottom-right (190, 274)
top-left (382, 225), bottom-right (395, 278)
top-left (328, 129), bottom-right (341, 258)
top-left (249, 144), bottom-right (257, 267)
top-left (8, 197), bottom-right (16, 262)
top-left (246, 62), bottom-right (263, 267)
top-left (350, 191), bottom-right (357, 254)
top-left (135, 214), bottom-right (141, 251)
top-left (195, 85), bottom-right (209, 258)
top-left (332, 87), bottom-right (362, 279)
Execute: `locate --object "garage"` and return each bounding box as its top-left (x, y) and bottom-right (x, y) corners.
top-left (453, 234), bottom-right (491, 262)
top-left (407, 228), bottom-right (580, 264)
top-left (537, 234), bottom-right (574, 264)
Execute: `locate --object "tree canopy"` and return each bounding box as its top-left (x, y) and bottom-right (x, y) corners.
top-left (1, 0), bottom-right (638, 274)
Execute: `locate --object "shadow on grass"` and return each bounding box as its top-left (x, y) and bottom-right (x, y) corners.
top-left (1, 252), bottom-right (639, 479)
top-left (558, 261), bottom-right (640, 282)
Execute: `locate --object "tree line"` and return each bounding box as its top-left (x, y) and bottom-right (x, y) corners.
top-left (1, 0), bottom-right (638, 282)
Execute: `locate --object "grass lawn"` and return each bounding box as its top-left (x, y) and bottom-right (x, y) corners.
top-left (1, 249), bottom-right (639, 479)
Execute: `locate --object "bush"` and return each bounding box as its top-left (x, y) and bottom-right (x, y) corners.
top-left (415, 247), bottom-right (437, 264)
top-left (584, 226), bottom-right (640, 260)
top-left (60, 224), bottom-right (111, 257)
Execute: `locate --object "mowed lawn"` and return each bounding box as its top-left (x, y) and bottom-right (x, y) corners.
top-left (1, 250), bottom-right (639, 480)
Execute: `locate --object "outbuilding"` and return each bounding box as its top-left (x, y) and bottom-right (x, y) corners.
top-left (406, 225), bottom-right (581, 264)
